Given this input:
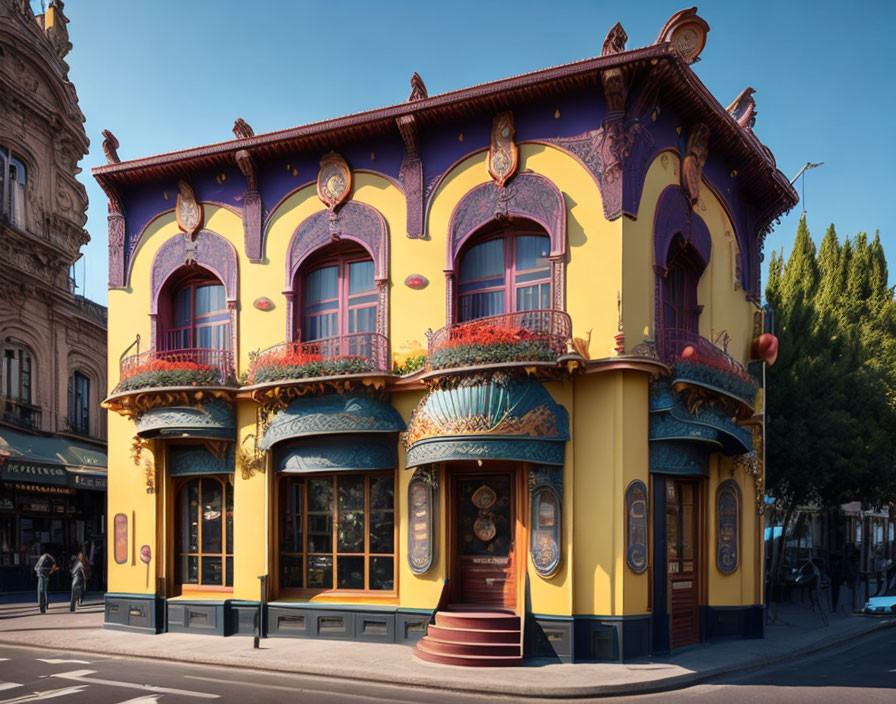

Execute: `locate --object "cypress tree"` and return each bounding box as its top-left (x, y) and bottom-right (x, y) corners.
top-left (780, 215), bottom-right (818, 305)
top-left (816, 224), bottom-right (840, 311)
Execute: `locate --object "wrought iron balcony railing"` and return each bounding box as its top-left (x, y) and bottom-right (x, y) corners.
top-left (114, 348), bottom-right (235, 394)
top-left (656, 328), bottom-right (758, 405)
top-left (246, 332), bottom-right (390, 386)
top-left (427, 309), bottom-right (572, 372)
top-left (2, 397), bottom-right (42, 432)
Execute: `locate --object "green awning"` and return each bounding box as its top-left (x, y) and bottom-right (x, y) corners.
top-left (260, 395), bottom-right (406, 452)
top-left (0, 427), bottom-right (106, 490)
top-left (405, 377), bottom-right (569, 467)
top-left (135, 402), bottom-right (235, 440)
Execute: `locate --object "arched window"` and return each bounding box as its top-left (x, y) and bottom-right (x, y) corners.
top-left (661, 235), bottom-right (705, 333)
top-left (2, 344), bottom-right (32, 404)
top-left (67, 372), bottom-right (90, 435)
top-left (162, 270), bottom-right (230, 351)
top-left (457, 228), bottom-right (551, 322)
top-left (175, 476), bottom-right (233, 588)
top-left (0, 149), bottom-right (26, 228)
top-left (296, 245), bottom-right (376, 342)
top-left (2, 342), bottom-right (36, 430)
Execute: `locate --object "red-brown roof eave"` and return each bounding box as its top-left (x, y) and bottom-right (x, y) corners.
top-left (92, 42), bottom-right (797, 228)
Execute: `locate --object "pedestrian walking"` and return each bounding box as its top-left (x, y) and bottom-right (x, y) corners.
top-left (70, 552), bottom-right (88, 611)
top-left (34, 551), bottom-right (57, 613)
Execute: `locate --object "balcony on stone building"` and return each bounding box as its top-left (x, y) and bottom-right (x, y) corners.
top-left (244, 332), bottom-right (390, 401)
top-left (425, 309), bottom-right (572, 377)
top-left (2, 397), bottom-right (42, 432)
top-left (656, 327), bottom-right (759, 412)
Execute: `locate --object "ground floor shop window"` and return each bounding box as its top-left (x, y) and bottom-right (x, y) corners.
top-left (279, 472), bottom-right (395, 592)
top-left (175, 476), bottom-right (233, 588)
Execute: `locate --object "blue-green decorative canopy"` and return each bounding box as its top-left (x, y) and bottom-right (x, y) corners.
top-left (169, 445), bottom-right (235, 476)
top-left (136, 402), bottom-right (235, 440)
top-left (405, 377), bottom-right (569, 467)
top-left (648, 381), bottom-right (752, 475)
top-left (260, 395), bottom-right (406, 452)
top-left (276, 436), bottom-right (397, 473)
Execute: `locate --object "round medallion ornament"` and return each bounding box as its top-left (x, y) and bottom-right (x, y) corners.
top-left (175, 180), bottom-right (202, 236)
top-left (488, 111), bottom-right (518, 187)
top-left (473, 516), bottom-right (497, 542)
top-left (317, 152), bottom-right (352, 211)
top-left (655, 8), bottom-right (709, 64)
top-left (253, 297), bottom-right (274, 311)
top-left (471, 484), bottom-right (497, 510)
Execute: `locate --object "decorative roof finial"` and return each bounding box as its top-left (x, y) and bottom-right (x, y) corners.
top-left (233, 118), bottom-right (254, 139)
top-left (44, 0), bottom-right (72, 60)
top-left (601, 22), bottom-right (628, 56)
top-left (408, 72), bottom-right (428, 101)
top-left (655, 7), bottom-right (710, 64)
top-left (726, 87), bottom-right (757, 129)
top-left (101, 130), bottom-right (120, 164)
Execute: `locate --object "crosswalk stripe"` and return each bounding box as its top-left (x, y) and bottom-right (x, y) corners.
top-left (0, 685), bottom-right (88, 703)
top-left (0, 684), bottom-right (21, 692)
top-left (51, 671), bottom-right (218, 699)
top-left (36, 660), bottom-right (90, 665)
top-left (113, 698), bottom-right (161, 704)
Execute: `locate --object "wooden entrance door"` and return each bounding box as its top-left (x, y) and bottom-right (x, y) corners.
top-left (666, 478), bottom-right (701, 648)
top-left (454, 473), bottom-right (516, 610)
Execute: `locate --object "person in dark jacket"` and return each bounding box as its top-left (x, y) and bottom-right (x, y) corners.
top-left (34, 552), bottom-right (57, 613)
top-left (69, 552), bottom-right (88, 611)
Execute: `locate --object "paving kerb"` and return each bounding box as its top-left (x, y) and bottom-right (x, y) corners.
top-left (0, 601), bottom-right (890, 699)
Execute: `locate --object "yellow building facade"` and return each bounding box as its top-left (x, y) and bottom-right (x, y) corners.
top-left (96, 10), bottom-right (794, 663)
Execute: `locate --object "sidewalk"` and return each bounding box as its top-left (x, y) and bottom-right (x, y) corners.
top-left (0, 594), bottom-right (890, 698)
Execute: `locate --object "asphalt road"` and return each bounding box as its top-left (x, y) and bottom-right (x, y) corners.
top-left (0, 627), bottom-right (892, 703)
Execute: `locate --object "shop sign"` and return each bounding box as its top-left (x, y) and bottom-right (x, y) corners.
top-left (11, 483), bottom-right (74, 496)
top-left (717, 480), bottom-right (741, 574)
top-left (625, 480), bottom-right (649, 573)
top-left (407, 466), bottom-right (437, 575)
top-left (2, 461), bottom-right (68, 486)
top-left (70, 474), bottom-right (106, 491)
top-left (528, 466), bottom-right (563, 578)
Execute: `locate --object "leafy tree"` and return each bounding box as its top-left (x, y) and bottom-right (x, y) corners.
top-left (765, 217), bottom-right (896, 589)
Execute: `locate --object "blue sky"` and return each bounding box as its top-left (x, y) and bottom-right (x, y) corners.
top-left (55, 0), bottom-right (895, 304)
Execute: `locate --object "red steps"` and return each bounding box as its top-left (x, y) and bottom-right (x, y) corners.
top-left (413, 608), bottom-right (523, 667)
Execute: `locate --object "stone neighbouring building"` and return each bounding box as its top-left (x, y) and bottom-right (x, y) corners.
top-left (96, 9), bottom-right (793, 663)
top-left (0, 0), bottom-right (107, 593)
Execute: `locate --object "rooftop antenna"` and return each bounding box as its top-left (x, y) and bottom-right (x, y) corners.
top-left (789, 161), bottom-right (824, 216)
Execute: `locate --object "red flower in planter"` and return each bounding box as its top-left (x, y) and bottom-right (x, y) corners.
top-left (122, 358), bottom-right (215, 380)
top-left (444, 322), bottom-right (542, 349)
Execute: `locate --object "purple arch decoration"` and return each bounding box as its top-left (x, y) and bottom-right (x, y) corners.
top-left (150, 230), bottom-right (239, 315)
top-left (285, 201), bottom-right (389, 285)
top-left (446, 173), bottom-right (567, 269)
top-left (653, 186), bottom-right (711, 267)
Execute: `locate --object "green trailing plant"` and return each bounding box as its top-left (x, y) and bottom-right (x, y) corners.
top-left (429, 340), bottom-right (557, 370)
top-left (392, 353), bottom-right (427, 376)
top-left (249, 355), bottom-right (376, 384)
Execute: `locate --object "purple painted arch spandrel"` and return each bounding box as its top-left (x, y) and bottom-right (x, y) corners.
top-left (285, 201), bottom-right (389, 287)
top-left (447, 173), bottom-right (567, 269)
top-left (150, 230), bottom-right (239, 314)
top-left (653, 185), bottom-right (711, 268)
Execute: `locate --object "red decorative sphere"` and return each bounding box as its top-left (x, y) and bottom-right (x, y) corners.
top-left (681, 345), bottom-right (696, 359)
top-left (758, 333), bottom-right (778, 365)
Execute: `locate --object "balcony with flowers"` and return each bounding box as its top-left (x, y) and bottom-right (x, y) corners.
top-left (656, 328), bottom-right (759, 414)
top-left (425, 309), bottom-right (572, 378)
top-left (243, 332), bottom-right (390, 404)
top-left (104, 348), bottom-right (237, 418)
